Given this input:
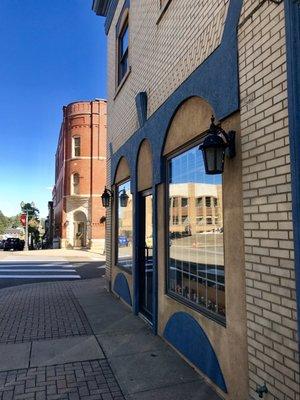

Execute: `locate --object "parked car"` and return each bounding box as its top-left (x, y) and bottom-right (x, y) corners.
top-left (3, 238), bottom-right (24, 251)
top-left (0, 240), bottom-right (5, 250)
top-left (118, 235), bottom-right (129, 247)
top-left (145, 235), bottom-right (153, 248)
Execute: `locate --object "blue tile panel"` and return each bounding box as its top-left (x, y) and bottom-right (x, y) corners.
top-left (113, 272), bottom-right (132, 306)
top-left (284, 0), bottom-right (300, 353)
top-left (163, 312), bottom-right (227, 393)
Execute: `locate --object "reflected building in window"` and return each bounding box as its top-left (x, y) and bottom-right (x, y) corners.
top-left (167, 145), bottom-right (225, 318)
top-left (169, 183), bottom-right (223, 235)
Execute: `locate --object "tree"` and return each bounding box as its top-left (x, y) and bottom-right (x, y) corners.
top-left (0, 211), bottom-right (23, 235)
top-left (20, 203), bottom-right (40, 246)
top-left (0, 211), bottom-right (8, 234)
top-left (8, 214), bottom-right (21, 229)
top-left (20, 203), bottom-right (39, 220)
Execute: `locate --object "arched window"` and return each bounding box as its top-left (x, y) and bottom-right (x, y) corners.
top-left (116, 180), bottom-right (132, 271)
top-left (72, 173), bottom-right (80, 195)
top-left (73, 137), bottom-right (81, 157)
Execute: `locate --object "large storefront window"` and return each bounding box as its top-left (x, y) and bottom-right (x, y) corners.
top-left (117, 180), bottom-right (133, 271)
top-left (167, 144), bottom-right (225, 320)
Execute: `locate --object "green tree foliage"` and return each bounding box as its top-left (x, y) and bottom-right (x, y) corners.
top-left (21, 203), bottom-right (41, 243)
top-left (8, 214), bottom-right (21, 229)
top-left (21, 203), bottom-right (39, 220)
top-left (0, 211), bottom-right (22, 234)
top-left (0, 211), bottom-right (8, 234)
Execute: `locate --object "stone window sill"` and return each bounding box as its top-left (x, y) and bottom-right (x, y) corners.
top-left (157, 0), bottom-right (173, 25)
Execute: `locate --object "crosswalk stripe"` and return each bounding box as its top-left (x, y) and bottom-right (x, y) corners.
top-left (0, 269), bottom-right (77, 272)
top-left (0, 265), bottom-right (74, 268)
top-left (0, 261), bottom-right (81, 280)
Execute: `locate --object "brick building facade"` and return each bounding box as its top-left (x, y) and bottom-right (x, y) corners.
top-left (93, 1), bottom-right (300, 399)
top-left (53, 99), bottom-right (107, 252)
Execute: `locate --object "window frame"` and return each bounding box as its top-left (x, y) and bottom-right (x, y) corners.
top-left (72, 136), bottom-right (81, 158)
top-left (72, 173), bottom-right (80, 195)
top-left (115, 178), bottom-right (133, 274)
top-left (118, 19), bottom-right (129, 84)
top-left (164, 137), bottom-right (226, 326)
top-left (115, 2), bottom-right (130, 90)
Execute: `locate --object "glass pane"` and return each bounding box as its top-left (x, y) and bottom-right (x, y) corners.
top-left (120, 25), bottom-right (129, 57)
top-left (168, 144), bottom-right (225, 319)
top-left (143, 195), bottom-right (153, 316)
top-left (74, 137), bottom-right (80, 157)
top-left (118, 23), bottom-right (129, 83)
top-left (73, 174), bottom-right (79, 195)
top-left (117, 180), bottom-right (132, 271)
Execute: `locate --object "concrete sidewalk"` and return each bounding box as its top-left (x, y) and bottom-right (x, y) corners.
top-left (0, 278), bottom-right (221, 400)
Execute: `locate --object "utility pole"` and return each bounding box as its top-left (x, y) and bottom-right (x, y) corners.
top-left (25, 210), bottom-right (29, 251)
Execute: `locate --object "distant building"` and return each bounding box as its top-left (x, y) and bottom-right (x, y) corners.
top-left (3, 228), bottom-right (24, 239)
top-left (43, 201), bottom-right (54, 248)
top-left (53, 99), bottom-right (107, 252)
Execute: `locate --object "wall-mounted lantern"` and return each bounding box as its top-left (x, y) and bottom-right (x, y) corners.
top-left (100, 216), bottom-right (106, 224)
top-left (199, 116), bottom-right (236, 175)
top-left (101, 187), bottom-right (113, 208)
top-left (120, 189), bottom-right (129, 208)
top-left (64, 220), bottom-right (69, 227)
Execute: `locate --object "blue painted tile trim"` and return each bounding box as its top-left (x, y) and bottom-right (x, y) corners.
top-left (135, 92), bottom-right (148, 128)
top-left (284, 0), bottom-right (300, 352)
top-left (113, 272), bottom-right (132, 306)
top-left (164, 312), bottom-right (227, 392)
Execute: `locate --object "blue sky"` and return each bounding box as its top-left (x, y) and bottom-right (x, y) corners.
top-left (0, 0), bottom-right (106, 217)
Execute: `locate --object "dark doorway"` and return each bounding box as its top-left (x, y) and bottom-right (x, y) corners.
top-left (138, 191), bottom-right (153, 323)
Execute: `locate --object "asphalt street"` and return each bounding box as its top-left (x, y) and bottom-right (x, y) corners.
top-left (0, 250), bottom-right (106, 289)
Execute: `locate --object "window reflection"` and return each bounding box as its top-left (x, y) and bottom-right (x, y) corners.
top-left (117, 180), bottom-right (132, 271)
top-left (168, 145), bottom-right (225, 319)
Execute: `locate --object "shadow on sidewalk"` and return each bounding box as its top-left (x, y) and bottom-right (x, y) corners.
top-left (74, 278), bottom-right (222, 400)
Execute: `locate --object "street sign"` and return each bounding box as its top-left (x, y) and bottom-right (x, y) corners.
top-left (20, 214), bottom-right (26, 226)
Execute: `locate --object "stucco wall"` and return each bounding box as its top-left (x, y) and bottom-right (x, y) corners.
top-left (157, 105), bottom-right (248, 400)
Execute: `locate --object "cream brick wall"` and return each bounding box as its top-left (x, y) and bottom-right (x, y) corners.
top-left (239, 2), bottom-right (299, 399)
top-left (105, 156), bottom-right (112, 287)
top-left (107, 0), bottom-right (229, 154)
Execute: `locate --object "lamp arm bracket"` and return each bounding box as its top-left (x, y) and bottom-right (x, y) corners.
top-left (105, 187), bottom-right (113, 196)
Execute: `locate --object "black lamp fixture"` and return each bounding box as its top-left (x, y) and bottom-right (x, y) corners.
top-left (119, 189), bottom-right (129, 208)
top-left (101, 187), bottom-right (113, 208)
top-left (199, 115), bottom-right (236, 175)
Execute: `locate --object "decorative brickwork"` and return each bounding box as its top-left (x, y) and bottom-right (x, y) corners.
top-left (0, 282), bottom-right (91, 343)
top-left (0, 360), bottom-right (124, 400)
top-left (238, 2), bottom-right (300, 399)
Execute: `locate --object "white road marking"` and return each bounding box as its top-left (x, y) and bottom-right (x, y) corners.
top-left (0, 264), bottom-right (74, 268)
top-left (0, 269), bottom-right (77, 272)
